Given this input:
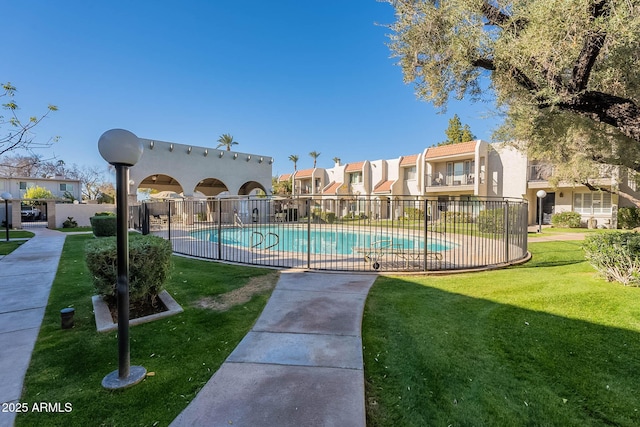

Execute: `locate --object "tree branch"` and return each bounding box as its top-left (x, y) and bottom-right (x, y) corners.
top-left (557, 91), bottom-right (640, 142)
top-left (569, 0), bottom-right (609, 93)
top-left (471, 57), bottom-right (495, 70)
top-left (481, 1), bottom-right (527, 32)
top-left (583, 180), bottom-right (640, 207)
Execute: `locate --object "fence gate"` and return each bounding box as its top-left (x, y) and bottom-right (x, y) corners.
top-left (20, 200), bottom-right (48, 228)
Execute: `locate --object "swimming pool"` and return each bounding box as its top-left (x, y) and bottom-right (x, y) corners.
top-left (191, 226), bottom-right (452, 255)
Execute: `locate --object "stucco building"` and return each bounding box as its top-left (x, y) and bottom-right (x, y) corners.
top-left (278, 140), bottom-right (637, 227)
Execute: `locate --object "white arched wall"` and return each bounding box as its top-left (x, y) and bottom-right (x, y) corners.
top-left (130, 138), bottom-right (273, 199)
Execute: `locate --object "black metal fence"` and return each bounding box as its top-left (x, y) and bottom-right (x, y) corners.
top-left (132, 196), bottom-right (528, 272)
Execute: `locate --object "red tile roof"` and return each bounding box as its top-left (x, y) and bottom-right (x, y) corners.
top-left (345, 161), bottom-right (365, 172)
top-left (374, 180), bottom-right (393, 193)
top-left (400, 154), bottom-right (419, 166)
top-left (295, 168), bottom-right (314, 178)
top-left (278, 173), bottom-right (291, 181)
top-left (425, 141), bottom-right (477, 159)
top-left (323, 181), bottom-right (343, 194)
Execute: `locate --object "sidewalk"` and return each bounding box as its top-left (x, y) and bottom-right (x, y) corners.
top-left (0, 228), bottom-right (66, 427)
top-left (527, 225), bottom-right (588, 242)
top-left (170, 270), bottom-right (376, 427)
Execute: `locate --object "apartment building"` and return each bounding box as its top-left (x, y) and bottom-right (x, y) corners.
top-left (278, 140), bottom-right (637, 227)
top-left (1, 175), bottom-right (82, 201)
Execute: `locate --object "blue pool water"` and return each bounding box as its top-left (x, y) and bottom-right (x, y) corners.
top-left (191, 226), bottom-right (451, 255)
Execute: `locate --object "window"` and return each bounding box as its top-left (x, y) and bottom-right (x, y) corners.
top-left (404, 166), bottom-right (416, 180)
top-left (628, 170), bottom-right (638, 192)
top-left (574, 192), bottom-right (611, 215)
top-left (60, 183), bottom-right (73, 192)
top-left (349, 172), bottom-right (362, 184)
top-left (446, 160), bottom-right (474, 185)
top-left (19, 181), bottom-right (35, 191)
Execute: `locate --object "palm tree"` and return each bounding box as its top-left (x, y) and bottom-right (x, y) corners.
top-left (332, 157), bottom-right (340, 165)
top-left (309, 151), bottom-right (321, 168)
top-left (216, 133), bottom-right (239, 151)
top-left (288, 154), bottom-right (299, 171)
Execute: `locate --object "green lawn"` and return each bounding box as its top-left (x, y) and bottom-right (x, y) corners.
top-left (0, 230), bottom-right (34, 255)
top-left (17, 234), bottom-right (278, 426)
top-left (363, 240), bottom-right (640, 426)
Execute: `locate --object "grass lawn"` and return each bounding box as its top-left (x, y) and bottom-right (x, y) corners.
top-left (16, 234), bottom-right (279, 426)
top-left (0, 230), bottom-right (35, 255)
top-left (363, 240), bottom-right (640, 426)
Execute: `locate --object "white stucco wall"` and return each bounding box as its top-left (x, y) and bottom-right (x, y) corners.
top-left (130, 138), bottom-right (273, 197)
top-left (55, 204), bottom-right (116, 228)
top-left (487, 143), bottom-right (528, 198)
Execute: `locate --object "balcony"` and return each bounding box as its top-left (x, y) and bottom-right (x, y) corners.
top-left (426, 174), bottom-right (475, 188)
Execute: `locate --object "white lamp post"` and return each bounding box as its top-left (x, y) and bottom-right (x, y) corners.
top-left (1, 192), bottom-right (12, 242)
top-left (536, 190), bottom-right (547, 233)
top-left (98, 129), bottom-right (146, 389)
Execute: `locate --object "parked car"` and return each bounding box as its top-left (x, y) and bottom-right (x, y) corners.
top-left (21, 206), bottom-right (42, 221)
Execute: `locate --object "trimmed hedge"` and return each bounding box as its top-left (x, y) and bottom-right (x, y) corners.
top-left (583, 232), bottom-right (640, 287)
top-left (551, 211), bottom-right (582, 228)
top-left (90, 214), bottom-right (117, 237)
top-left (85, 234), bottom-right (173, 302)
top-left (405, 207), bottom-right (424, 220)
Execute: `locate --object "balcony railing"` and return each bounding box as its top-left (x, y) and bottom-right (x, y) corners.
top-left (426, 174), bottom-right (475, 188)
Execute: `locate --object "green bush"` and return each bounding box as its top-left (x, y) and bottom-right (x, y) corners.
top-left (441, 211), bottom-right (473, 224)
top-left (94, 211), bottom-right (115, 216)
top-left (405, 207), bottom-right (424, 220)
top-left (85, 234), bottom-right (173, 303)
top-left (583, 232), bottom-right (640, 286)
top-left (90, 215), bottom-right (117, 237)
top-left (551, 211), bottom-right (582, 228)
top-left (476, 206), bottom-right (521, 233)
top-left (62, 216), bottom-right (78, 228)
top-left (618, 207), bottom-right (640, 229)
top-left (320, 212), bottom-right (336, 224)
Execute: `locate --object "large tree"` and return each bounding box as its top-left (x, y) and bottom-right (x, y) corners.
top-left (1, 82), bottom-right (58, 156)
top-left (385, 0), bottom-right (640, 172)
top-left (440, 114), bottom-right (475, 145)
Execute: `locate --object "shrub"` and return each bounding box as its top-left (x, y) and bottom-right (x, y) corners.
top-left (405, 207), bottom-right (424, 220)
top-left (551, 211), bottom-right (582, 228)
top-left (441, 211), bottom-right (473, 224)
top-left (320, 212), bottom-right (336, 224)
top-left (94, 211), bottom-right (115, 216)
top-left (583, 232), bottom-right (640, 286)
top-left (85, 234), bottom-right (173, 303)
top-left (62, 216), bottom-right (78, 228)
top-left (476, 206), bottom-right (521, 233)
top-left (90, 215), bottom-right (117, 237)
top-left (618, 207), bottom-right (640, 229)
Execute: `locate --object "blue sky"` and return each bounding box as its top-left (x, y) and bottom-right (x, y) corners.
top-left (4, 0), bottom-right (501, 177)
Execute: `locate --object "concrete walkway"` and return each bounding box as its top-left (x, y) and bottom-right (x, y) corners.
top-left (0, 228), bottom-right (66, 427)
top-left (170, 271), bottom-right (376, 427)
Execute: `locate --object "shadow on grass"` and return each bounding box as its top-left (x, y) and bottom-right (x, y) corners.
top-left (363, 277), bottom-right (640, 427)
top-left (515, 240), bottom-right (588, 269)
